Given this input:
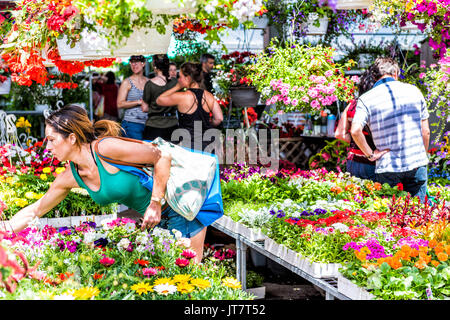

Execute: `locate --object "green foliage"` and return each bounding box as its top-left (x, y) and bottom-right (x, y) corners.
top-left (308, 139), bottom-right (349, 173)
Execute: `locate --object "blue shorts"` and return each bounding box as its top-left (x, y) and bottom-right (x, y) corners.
top-left (121, 120), bottom-right (146, 140)
top-left (157, 207), bottom-right (206, 239)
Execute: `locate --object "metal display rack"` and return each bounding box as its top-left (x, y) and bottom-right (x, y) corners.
top-left (211, 220), bottom-right (351, 300)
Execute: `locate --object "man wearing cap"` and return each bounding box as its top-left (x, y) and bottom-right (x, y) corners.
top-left (117, 55), bottom-right (150, 140)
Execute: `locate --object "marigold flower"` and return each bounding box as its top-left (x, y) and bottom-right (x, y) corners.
top-left (176, 282), bottom-right (195, 294)
top-left (222, 277), bottom-right (241, 289)
top-left (434, 244), bottom-right (444, 255)
top-left (153, 278), bottom-right (175, 286)
top-left (431, 260), bottom-right (440, 267)
top-left (131, 282), bottom-right (153, 295)
top-left (190, 278), bottom-right (211, 290)
top-left (73, 287), bottom-right (100, 300)
top-left (172, 274), bottom-right (191, 284)
top-left (437, 252), bottom-right (448, 262)
top-left (415, 260), bottom-right (427, 270)
top-left (428, 239), bottom-right (438, 248)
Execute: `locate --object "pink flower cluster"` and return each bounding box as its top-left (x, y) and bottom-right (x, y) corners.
top-left (265, 74), bottom-right (339, 111)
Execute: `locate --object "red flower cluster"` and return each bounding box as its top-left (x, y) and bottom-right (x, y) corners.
top-left (53, 81), bottom-right (78, 89)
top-left (84, 58), bottom-right (116, 68)
top-left (286, 210), bottom-right (357, 228)
top-left (242, 107), bottom-right (258, 126)
top-left (173, 18), bottom-right (227, 34)
top-left (221, 51), bottom-right (255, 64)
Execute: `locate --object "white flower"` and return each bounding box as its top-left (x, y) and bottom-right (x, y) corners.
top-left (171, 229), bottom-right (182, 240)
top-left (124, 222), bottom-right (135, 233)
top-left (331, 223), bottom-right (349, 233)
top-left (53, 293), bottom-right (75, 300)
top-left (117, 238), bottom-right (130, 251)
top-left (83, 231), bottom-right (97, 244)
top-left (176, 237), bottom-right (191, 248)
top-left (153, 283), bottom-right (177, 296)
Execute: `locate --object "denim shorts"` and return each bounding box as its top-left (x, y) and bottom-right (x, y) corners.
top-left (156, 207), bottom-right (205, 239)
top-left (346, 159), bottom-right (376, 181)
top-left (121, 120), bottom-right (146, 140)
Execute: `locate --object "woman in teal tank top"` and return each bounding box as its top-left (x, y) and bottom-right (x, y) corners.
top-left (3, 105), bottom-right (207, 263)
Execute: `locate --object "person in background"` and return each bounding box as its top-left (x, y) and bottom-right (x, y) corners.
top-left (156, 62), bottom-right (223, 152)
top-left (169, 62), bottom-right (178, 80)
top-left (117, 55), bottom-right (149, 140)
top-left (200, 53), bottom-right (215, 93)
top-left (142, 54), bottom-right (179, 142)
top-left (351, 57), bottom-right (430, 202)
top-left (335, 66), bottom-right (379, 181)
top-left (94, 71), bottom-right (119, 122)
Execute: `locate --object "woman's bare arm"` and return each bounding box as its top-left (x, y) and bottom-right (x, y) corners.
top-left (335, 104), bottom-right (351, 143)
top-left (117, 79), bottom-right (143, 109)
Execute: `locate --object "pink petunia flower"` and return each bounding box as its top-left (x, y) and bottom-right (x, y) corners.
top-left (175, 258), bottom-right (190, 268)
top-left (181, 249), bottom-right (197, 260)
top-left (99, 257), bottom-right (115, 267)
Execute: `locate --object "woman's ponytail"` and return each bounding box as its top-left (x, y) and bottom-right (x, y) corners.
top-left (94, 119), bottom-right (123, 138)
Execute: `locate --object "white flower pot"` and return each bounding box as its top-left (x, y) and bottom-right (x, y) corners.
top-left (112, 26), bottom-right (173, 57)
top-left (301, 14), bottom-right (329, 35)
top-left (145, 0), bottom-right (196, 15)
top-left (337, 273), bottom-right (376, 300)
top-left (57, 35), bottom-right (93, 61)
top-left (336, 0), bottom-right (372, 10)
top-left (245, 286), bottom-right (266, 299)
top-left (35, 104), bottom-right (50, 112)
top-left (0, 77), bottom-right (11, 95)
top-left (252, 16), bottom-right (268, 29)
top-left (39, 213), bottom-right (117, 229)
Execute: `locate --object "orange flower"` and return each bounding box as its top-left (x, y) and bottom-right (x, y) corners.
top-left (410, 248), bottom-right (419, 258)
top-left (373, 182), bottom-right (382, 190)
top-left (445, 245), bottom-right (450, 255)
top-left (93, 273), bottom-right (104, 280)
top-left (434, 244), bottom-right (444, 255)
top-left (437, 252), bottom-right (448, 262)
top-left (415, 260), bottom-right (427, 269)
top-left (431, 260), bottom-right (440, 267)
top-left (428, 239), bottom-right (438, 248)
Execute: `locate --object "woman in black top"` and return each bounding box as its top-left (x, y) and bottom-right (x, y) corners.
top-left (156, 62), bottom-right (223, 152)
top-left (142, 54), bottom-right (179, 142)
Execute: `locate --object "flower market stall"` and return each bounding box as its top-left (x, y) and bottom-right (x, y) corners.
top-left (0, 0), bottom-right (450, 303)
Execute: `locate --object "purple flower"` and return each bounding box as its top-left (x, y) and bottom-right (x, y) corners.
top-left (66, 240), bottom-right (78, 253)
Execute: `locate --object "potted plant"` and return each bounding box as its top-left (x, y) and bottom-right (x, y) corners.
top-left (246, 40), bottom-right (357, 116)
top-left (213, 51), bottom-right (261, 108)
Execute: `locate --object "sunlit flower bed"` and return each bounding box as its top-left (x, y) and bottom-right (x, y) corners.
top-left (0, 218), bottom-right (252, 300)
top-left (220, 164), bottom-right (450, 299)
top-left (0, 142), bottom-right (116, 218)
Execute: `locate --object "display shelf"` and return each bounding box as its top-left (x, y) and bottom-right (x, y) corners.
top-left (211, 219), bottom-right (350, 300)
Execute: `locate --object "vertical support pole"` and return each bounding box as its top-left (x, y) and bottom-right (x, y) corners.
top-left (236, 238), bottom-right (248, 290)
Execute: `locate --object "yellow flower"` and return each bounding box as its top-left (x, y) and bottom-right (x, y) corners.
top-left (131, 282), bottom-right (153, 295)
top-left (153, 277), bottom-right (175, 286)
top-left (25, 191), bottom-right (36, 199)
top-left (40, 174), bottom-right (47, 181)
top-left (55, 167), bottom-right (66, 175)
top-left (16, 117), bottom-right (31, 129)
top-left (177, 282), bottom-right (195, 294)
top-left (190, 278), bottom-right (211, 290)
top-left (73, 287), bottom-right (100, 300)
top-left (5, 177), bottom-right (14, 184)
top-left (222, 277), bottom-right (241, 290)
top-left (34, 193), bottom-right (44, 200)
top-left (14, 198), bottom-right (28, 207)
top-left (42, 167), bottom-right (52, 174)
top-left (172, 274), bottom-right (191, 284)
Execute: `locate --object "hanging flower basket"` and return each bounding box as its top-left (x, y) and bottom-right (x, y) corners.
top-left (145, 0), bottom-right (196, 15)
top-left (335, 0), bottom-right (372, 10)
top-left (229, 86), bottom-right (261, 108)
top-left (112, 26), bottom-right (173, 57)
top-left (56, 35), bottom-right (94, 61)
top-left (301, 13), bottom-right (329, 35)
top-left (79, 25), bottom-right (173, 59)
top-left (0, 77), bottom-right (11, 95)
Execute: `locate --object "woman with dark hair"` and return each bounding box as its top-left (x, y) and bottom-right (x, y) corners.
top-left (142, 54), bottom-right (179, 142)
top-left (156, 62), bottom-right (223, 152)
top-left (0, 105), bottom-right (215, 263)
top-left (94, 71), bottom-right (119, 121)
top-left (335, 66), bottom-right (381, 180)
top-left (117, 55), bottom-right (149, 140)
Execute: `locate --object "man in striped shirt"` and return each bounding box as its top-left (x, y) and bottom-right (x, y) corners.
top-left (351, 57), bottom-right (430, 202)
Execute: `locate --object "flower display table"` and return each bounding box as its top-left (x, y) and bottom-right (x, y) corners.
top-left (337, 273), bottom-right (376, 300)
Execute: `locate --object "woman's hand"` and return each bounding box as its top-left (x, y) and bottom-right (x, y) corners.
top-left (141, 201), bottom-right (162, 231)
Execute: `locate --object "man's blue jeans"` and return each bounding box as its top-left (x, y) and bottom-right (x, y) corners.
top-left (346, 159), bottom-right (376, 181)
top-left (376, 166), bottom-right (428, 202)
